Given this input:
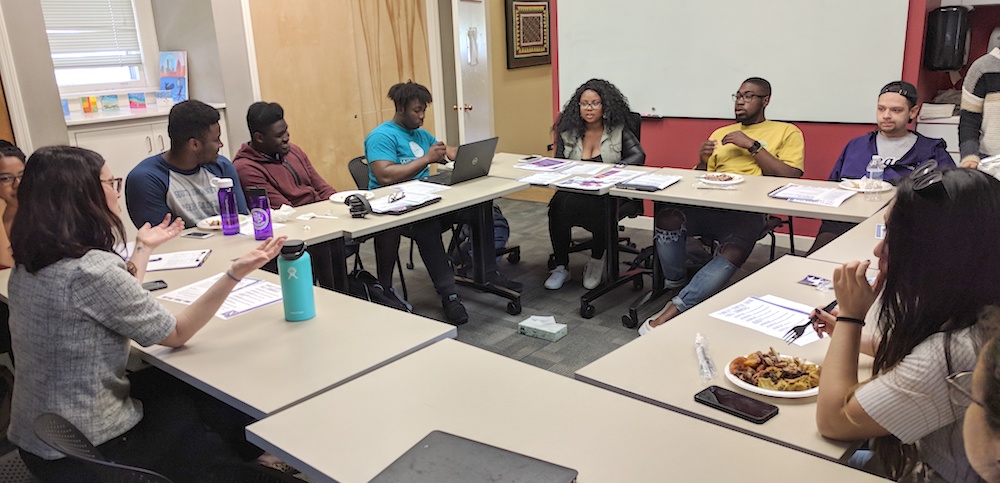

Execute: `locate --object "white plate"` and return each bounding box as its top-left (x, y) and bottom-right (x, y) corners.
top-left (698, 173), bottom-right (744, 185)
top-left (839, 179), bottom-right (892, 193)
top-left (725, 356), bottom-right (820, 399)
top-left (330, 190), bottom-right (375, 203)
top-left (196, 214), bottom-right (249, 230)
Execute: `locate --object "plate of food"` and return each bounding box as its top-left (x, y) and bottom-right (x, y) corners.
top-left (725, 347), bottom-right (821, 399)
top-left (330, 190), bottom-right (375, 203)
top-left (196, 214), bottom-right (249, 230)
top-left (698, 173), bottom-right (744, 185)
top-left (838, 179), bottom-right (892, 193)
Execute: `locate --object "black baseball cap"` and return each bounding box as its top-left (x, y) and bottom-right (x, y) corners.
top-left (879, 81), bottom-right (918, 107)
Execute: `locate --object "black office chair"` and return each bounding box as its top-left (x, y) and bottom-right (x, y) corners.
top-left (33, 412), bottom-right (173, 482)
top-left (0, 450), bottom-right (39, 483)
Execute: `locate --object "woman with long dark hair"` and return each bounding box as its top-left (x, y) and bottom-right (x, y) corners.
top-left (7, 146), bottom-right (286, 482)
top-left (814, 167), bottom-right (996, 482)
top-left (545, 78), bottom-right (645, 290)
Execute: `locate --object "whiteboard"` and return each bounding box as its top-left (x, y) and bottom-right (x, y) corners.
top-left (557, 0), bottom-right (910, 124)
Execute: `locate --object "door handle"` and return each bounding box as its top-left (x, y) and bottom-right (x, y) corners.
top-left (157, 135), bottom-right (165, 151)
top-left (145, 136), bottom-right (152, 153)
top-left (464, 104), bottom-right (473, 111)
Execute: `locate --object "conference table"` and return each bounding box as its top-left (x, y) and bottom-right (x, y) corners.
top-left (247, 339), bottom-right (887, 483)
top-left (575, 255), bottom-right (873, 461)
top-left (808, 206), bottom-right (887, 265)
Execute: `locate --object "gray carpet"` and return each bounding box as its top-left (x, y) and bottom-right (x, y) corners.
top-left (358, 199), bottom-right (789, 378)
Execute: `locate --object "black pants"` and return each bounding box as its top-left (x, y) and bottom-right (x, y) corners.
top-left (401, 207), bottom-right (500, 297)
top-left (550, 192), bottom-right (626, 267)
top-left (20, 368), bottom-right (255, 483)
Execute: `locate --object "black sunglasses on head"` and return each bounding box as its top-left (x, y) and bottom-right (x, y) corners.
top-left (910, 160), bottom-right (947, 198)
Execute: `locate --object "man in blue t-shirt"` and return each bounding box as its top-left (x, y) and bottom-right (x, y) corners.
top-left (126, 100), bottom-right (248, 229)
top-left (365, 81), bottom-right (520, 325)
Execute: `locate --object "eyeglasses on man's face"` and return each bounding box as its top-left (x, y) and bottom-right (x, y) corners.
top-left (0, 172), bottom-right (23, 185)
top-left (578, 101), bottom-right (603, 110)
top-left (732, 93), bottom-right (766, 102)
top-left (946, 371), bottom-right (983, 408)
top-left (101, 177), bottom-right (123, 193)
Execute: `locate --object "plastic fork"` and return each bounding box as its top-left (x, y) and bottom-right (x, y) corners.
top-left (783, 300), bottom-right (837, 344)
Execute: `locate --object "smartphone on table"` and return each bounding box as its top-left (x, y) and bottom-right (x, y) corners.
top-left (141, 280), bottom-right (168, 292)
top-left (181, 231), bottom-right (214, 239)
top-left (694, 385), bottom-right (778, 424)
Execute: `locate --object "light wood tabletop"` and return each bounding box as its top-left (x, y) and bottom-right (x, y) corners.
top-left (247, 339), bottom-right (887, 483)
top-left (808, 206), bottom-right (887, 265)
top-left (576, 256), bottom-right (874, 461)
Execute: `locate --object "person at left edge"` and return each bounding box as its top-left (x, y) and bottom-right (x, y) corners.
top-left (126, 99), bottom-right (249, 229)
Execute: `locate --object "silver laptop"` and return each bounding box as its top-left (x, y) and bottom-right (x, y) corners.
top-left (422, 137), bottom-right (499, 186)
top-left (368, 430), bottom-right (578, 483)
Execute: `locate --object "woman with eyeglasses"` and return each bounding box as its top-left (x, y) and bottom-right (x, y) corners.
top-left (813, 167), bottom-right (996, 482)
top-left (7, 146), bottom-right (287, 481)
top-left (957, 332), bottom-right (1000, 482)
top-left (545, 78), bottom-right (645, 290)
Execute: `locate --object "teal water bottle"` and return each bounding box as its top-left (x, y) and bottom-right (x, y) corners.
top-left (277, 240), bottom-right (315, 321)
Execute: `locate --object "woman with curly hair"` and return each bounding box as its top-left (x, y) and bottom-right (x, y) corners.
top-left (813, 167), bottom-right (997, 482)
top-left (545, 78), bottom-right (645, 290)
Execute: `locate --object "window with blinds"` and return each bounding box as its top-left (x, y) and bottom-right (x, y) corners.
top-left (40, 0), bottom-right (148, 90)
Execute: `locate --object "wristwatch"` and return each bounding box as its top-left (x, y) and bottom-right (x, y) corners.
top-left (749, 141), bottom-right (762, 157)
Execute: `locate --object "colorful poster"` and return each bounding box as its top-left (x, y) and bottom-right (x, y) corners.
top-left (159, 51), bottom-right (188, 103)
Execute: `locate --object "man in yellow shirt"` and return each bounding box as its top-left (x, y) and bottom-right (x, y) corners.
top-left (639, 77), bottom-right (805, 335)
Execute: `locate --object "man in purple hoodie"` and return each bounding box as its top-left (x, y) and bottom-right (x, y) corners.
top-left (233, 102), bottom-right (336, 207)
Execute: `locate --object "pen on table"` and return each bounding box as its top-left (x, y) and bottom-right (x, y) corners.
top-left (149, 257), bottom-right (162, 262)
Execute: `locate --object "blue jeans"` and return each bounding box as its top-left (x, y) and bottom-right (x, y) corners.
top-left (654, 226), bottom-right (738, 312)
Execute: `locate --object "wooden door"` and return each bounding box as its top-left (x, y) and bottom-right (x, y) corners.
top-left (0, 75), bottom-right (15, 144)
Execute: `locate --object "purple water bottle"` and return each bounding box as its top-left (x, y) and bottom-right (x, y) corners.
top-left (248, 186), bottom-right (273, 240)
top-left (210, 177), bottom-right (240, 235)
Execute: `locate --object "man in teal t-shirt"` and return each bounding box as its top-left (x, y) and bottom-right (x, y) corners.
top-left (364, 81), bottom-right (520, 325)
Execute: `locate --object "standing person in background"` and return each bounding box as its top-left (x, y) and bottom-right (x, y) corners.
top-left (806, 81), bottom-right (955, 254)
top-left (959, 47), bottom-right (1000, 169)
top-left (545, 78), bottom-right (645, 291)
top-left (9, 145), bottom-right (286, 482)
top-left (126, 100), bottom-right (248, 229)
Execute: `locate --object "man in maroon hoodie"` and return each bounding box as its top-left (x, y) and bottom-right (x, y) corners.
top-left (233, 101), bottom-right (336, 207)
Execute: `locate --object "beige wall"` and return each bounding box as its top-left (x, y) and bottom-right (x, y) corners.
top-left (249, 0), bottom-right (434, 192)
top-left (487, 0), bottom-right (552, 202)
top-left (487, 0), bottom-right (552, 156)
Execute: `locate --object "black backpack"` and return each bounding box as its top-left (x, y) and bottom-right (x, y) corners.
top-left (347, 270), bottom-right (411, 313)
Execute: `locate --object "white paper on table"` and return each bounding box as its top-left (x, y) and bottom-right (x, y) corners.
top-left (709, 294), bottom-right (821, 346)
top-left (238, 222), bottom-right (286, 237)
top-left (618, 173), bottom-right (683, 190)
top-left (400, 180), bottom-right (450, 194)
top-left (513, 157), bottom-right (576, 171)
top-left (769, 184), bottom-right (856, 207)
top-left (157, 272), bottom-right (282, 319)
top-left (146, 249), bottom-right (211, 271)
top-left (370, 192), bottom-right (441, 213)
top-left (560, 164), bottom-right (607, 176)
top-left (517, 171), bottom-right (570, 185)
top-left (553, 168), bottom-right (644, 191)
top-left (116, 241), bottom-right (136, 260)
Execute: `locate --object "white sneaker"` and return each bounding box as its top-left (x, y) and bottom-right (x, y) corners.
top-left (637, 318), bottom-right (655, 336)
top-left (544, 265), bottom-right (571, 290)
top-left (583, 257), bottom-right (604, 290)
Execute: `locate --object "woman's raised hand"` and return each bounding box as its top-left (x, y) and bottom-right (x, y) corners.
top-left (136, 214), bottom-right (185, 250)
top-left (833, 260), bottom-right (879, 320)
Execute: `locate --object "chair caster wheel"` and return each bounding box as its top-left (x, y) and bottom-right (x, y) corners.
top-left (622, 315), bottom-right (638, 328)
top-left (507, 300), bottom-right (522, 315)
top-left (580, 304), bottom-right (596, 319)
top-left (508, 251), bottom-right (520, 264)
top-left (632, 278), bottom-right (644, 290)
top-left (406, 262), bottom-right (414, 270)
top-left (547, 255), bottom-right (557, 270)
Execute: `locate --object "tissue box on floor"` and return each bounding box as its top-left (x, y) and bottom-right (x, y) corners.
top-left (518, 315), bottom-right (567, 342)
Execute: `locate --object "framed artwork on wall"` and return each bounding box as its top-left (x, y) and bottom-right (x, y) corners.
top-left (505, 0), bottom-right (550, 69)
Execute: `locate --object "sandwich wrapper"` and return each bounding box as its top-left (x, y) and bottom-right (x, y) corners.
top-left (518, 315), bottom-right (567, 342)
